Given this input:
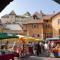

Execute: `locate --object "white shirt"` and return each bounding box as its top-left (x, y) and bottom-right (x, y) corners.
top-left (44, 43), bottom-right (49, 49)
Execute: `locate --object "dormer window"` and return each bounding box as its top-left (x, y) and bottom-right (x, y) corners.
top-left (32, 24), bottom-right (37, 28)
top-left (33, 15), bottom-right (39, 20)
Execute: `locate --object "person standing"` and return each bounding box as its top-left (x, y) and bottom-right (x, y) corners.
top-left (44, 42), bottom-right (50, 56)
top-left (28, 42), bottom-right (33, 55)
top-left (36, 42), bottom-right (41, 56)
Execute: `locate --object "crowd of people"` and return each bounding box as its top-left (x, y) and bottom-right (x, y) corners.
top-left (22, 41), bottom-right (60, 57)
top-left (1, 40), bottom-right (60, 57)
top-left (28, 41), bottom-right (50, 56)
top-left (13, 41), bottom-right (54, 57)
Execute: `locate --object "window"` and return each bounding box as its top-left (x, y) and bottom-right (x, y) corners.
top-left (58, 19), bottom-right (60, 24)
top-left (32, 24), bottom-right (38, 28)
top-left (44, 23), bottom-right (51, 28)
top-left (44, 24), bottom-right (48, 28)
top-left (32, 24), bottom-right (37, 28)
top-left (37, 34), bottom-right (40, 37)
top-left (33, 15), bottom-right (39, 20)
top-left (45, 20), bottom-right (48, 23)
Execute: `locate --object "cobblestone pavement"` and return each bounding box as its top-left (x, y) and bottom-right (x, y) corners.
top-left (17, 50), bottom-right (60, 60)
top-left (19, 56), bottom-right (60, 60)
top-left (18, 52), bottom-right (60, 60)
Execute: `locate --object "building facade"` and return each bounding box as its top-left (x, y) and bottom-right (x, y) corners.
top-left (23, 12), bottom-right (60, 39)
top-left (1, 11), bottom-right (32, 24)
top-left (23, 20), bottom-right (43, 39)
top-left (1, 11), bottom-right (32, 34)
top-left (52, 12), bottom-right (60, 37)
top-left (1, 11), bottom-right (60, 39)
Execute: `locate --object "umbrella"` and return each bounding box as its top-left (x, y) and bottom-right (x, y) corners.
top-left (17, 35), bottom-right (42, 42)
top-left (27, 37), bottom-right (37, 42)
top-left (46, 37), bottom-right (60, 43)
top-left (0, 33), bottom-right (19, 46)
top-left (34, 38), bottom-right (42, 42)
top-left (46, 38), bottom-right (59, 41)
top-left (19, 37), bottom-right (28, 44)
top-left (16, 35), bottom-right (25, 38)
top-left (0, 33), bottom-right (18, 39)
top-left (25, 37), bottom-right (42, 42)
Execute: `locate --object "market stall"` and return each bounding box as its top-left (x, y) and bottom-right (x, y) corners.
top-left (46, 37), bottom-right (60, 57)
top-left (53, 43), bottom-right (60, 58)
top-left (0, 33), bottom-right (19, 60)
top-left (0, 33), bottom-right (19, 50)
top-left (17, 35), bottom-right (43, 56)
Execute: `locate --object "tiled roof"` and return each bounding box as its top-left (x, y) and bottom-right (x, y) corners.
top-left (33, 11), bottom-right (46, 16)
top-left (42, 12), bottom-right (60, 20)
top-left (1, 14), bottom-right (9, 18)
top-left (9, 10), bottom-right (16, 15)
top-left (23, 19), bottom-right (43, 24)
top-left (16, 15), bottom-right (26, 18)
top-left (43, 12), bottom-right (60, 20)
top-left (23, 12), bottom-right (31, 17)
top-left (5, 24), bottom-right (22, 30)
top-left (42, 14), bottom-right (55, 20)
top-left (51, 12), bottom-right (60, 19)
top-left (42, 14), bottom-right (54, 20)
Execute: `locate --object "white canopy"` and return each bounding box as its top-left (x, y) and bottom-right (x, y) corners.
top-left (46, 37), bottom-right (59, 41)
top-left (5, 24), bottom-right (22, 30)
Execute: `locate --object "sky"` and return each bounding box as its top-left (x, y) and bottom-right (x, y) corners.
top-left (0, 0), bottom-right (60, 18)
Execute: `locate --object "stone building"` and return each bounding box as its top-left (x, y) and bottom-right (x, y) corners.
top-left (1, 11), bottom-right (32, 34)
top-left (1, 11), bottom-right (60, 39)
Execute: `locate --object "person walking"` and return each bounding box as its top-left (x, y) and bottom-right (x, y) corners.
top-left (28, 42), bottom-right (33, 55)
top-left (36, 42), bottom-right (41, 56)
top-left (44, 42), bottom-right (50, 56)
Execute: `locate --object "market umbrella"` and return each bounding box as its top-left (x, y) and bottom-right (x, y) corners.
top-left (0, 33), bottom-right (19, 52)
top-left (0, 33), bottom-right (19, 46)
top-left (0, 33), bottom-right (18, 39)
top-left (16, 35), bottom-right (25, 38)
top-left (46, 36), bottom-right (60, 43)
top-left (27, 37), bottom-right (35, 42)
top-left (19, 37), bottom-right (28, 44)
top-left (34, 38), bottom-right (42, 42)
top-left (25, 36), bottom-right (42, 42)
top-left (17, 35), bottom-right (42, 42)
